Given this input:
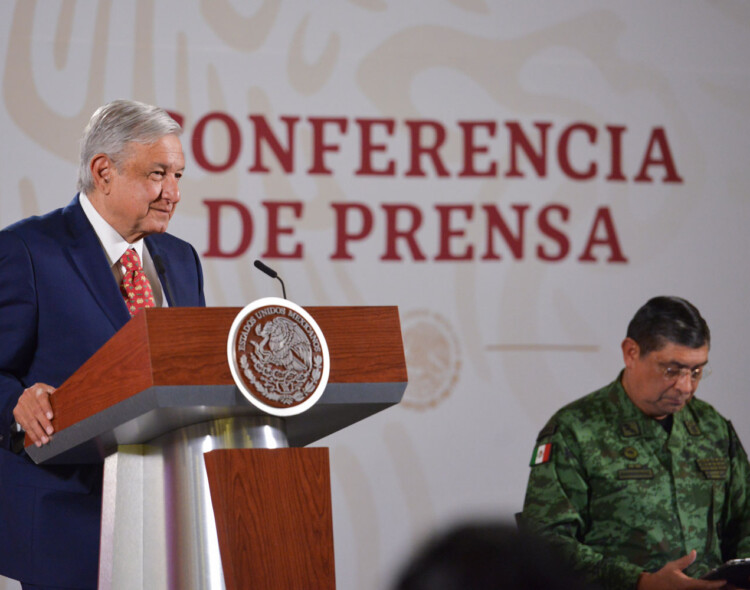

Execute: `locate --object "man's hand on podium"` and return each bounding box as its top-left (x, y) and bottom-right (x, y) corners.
top-left (13, 382), bottom-right (56, 447)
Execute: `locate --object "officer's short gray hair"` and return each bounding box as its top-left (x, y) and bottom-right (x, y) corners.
top-left (76, 99), bottom-right (182, 194)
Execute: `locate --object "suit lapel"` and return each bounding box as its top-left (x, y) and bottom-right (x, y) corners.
top-left (144, 234), bottom-right (184, 307)
top-left (145, 236), bottom-right (176, 307)
top-left (62, 196), bottom-right (131, 330)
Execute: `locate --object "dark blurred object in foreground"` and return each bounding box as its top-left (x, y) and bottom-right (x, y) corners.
top-left (392, 521), bottom-right (600, 590)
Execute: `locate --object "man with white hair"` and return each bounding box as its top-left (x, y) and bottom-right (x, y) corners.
top-left (0, 99), bottom-right (205, 589)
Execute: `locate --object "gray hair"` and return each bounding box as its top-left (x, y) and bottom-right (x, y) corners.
top-left (76, 99), bottom-right (182, 193)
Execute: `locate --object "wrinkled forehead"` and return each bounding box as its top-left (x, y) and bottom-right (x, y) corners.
top-left (122, 135), bottom-right (185, 167)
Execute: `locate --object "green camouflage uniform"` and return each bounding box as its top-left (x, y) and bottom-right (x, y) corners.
top-left (521, 373), bottom-right (750, 590)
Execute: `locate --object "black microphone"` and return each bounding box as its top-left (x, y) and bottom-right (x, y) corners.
top-left (254, 260), bottom-right (287, 299)
top-left (153, 254), bottom-right (177, 307)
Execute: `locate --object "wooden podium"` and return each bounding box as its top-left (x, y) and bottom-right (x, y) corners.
top-left (25, 307), bottom-right (407, 590)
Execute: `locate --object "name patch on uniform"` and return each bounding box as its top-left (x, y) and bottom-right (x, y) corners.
top-left (696, 458), bottom-right (728, 480)
top-left (530, 443), bottom-right (552, 466)
top-left (620, 421), bottom-right (641, 437)
top-left (617, 467), bottom-right (654, 480)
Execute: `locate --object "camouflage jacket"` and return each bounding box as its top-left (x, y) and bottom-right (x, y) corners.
top-left (521, 374), bottom-right (750, 590)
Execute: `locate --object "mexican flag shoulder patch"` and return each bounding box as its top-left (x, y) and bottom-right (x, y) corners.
top-left (530, 442), bottom-right (552, 466)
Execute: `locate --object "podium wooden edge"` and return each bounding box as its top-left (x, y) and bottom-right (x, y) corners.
top-left (26, 306), bottom-right (407, 463)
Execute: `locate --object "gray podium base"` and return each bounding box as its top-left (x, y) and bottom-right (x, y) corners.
top-left (98, 415), bottom-right (289, 590)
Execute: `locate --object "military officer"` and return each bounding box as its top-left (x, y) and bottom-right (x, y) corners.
top-left (521, 296), bottom-right (750, 590)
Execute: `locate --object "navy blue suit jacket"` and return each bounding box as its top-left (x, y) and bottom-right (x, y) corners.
top-left (0, 195), bottom-right (205, 587)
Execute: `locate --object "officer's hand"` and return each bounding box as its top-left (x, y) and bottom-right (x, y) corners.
top-left (12, 383), bottom-right (56, 447)
top-left (637, 551), bottom-right (728, 590)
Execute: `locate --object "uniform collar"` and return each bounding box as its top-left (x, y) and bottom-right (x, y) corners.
top-left (610, 370), bottom-right (692, 438)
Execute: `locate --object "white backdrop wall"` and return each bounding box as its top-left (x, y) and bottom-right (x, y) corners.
top-left (2, 1), bottom-right (750, 589)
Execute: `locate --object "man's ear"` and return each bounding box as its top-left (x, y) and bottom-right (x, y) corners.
top-left (90, 154), bottom-right (113, 194)
top-left (621, 337), bottom-right (641, 369)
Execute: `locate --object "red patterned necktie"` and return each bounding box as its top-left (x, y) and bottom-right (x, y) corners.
top-left (119, 249), bottom-right (155, 317)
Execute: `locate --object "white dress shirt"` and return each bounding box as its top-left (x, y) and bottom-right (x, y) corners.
top-left (79, 193), bottom-right (166, 307)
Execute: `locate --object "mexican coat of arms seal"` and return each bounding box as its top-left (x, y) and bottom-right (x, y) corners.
top-left (227, 297), bottom-right (330, 416)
